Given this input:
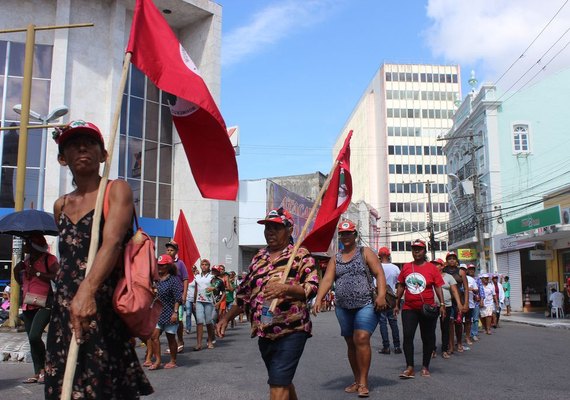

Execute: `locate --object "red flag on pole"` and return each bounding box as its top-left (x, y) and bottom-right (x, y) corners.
top-left (302, 131), bottom-right (353, 252)
top-left (173, 210), bottom-right (200, 283)
top-left (127, 0), bottom-right (238, 201)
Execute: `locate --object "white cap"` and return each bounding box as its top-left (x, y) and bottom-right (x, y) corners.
top-left (3, 285), bottom-right (10, 294)
top-left (459, 264), bottom-right (468, 269)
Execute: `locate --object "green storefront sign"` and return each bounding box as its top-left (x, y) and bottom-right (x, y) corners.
top-left (506, 206), bottom-right (561, 235)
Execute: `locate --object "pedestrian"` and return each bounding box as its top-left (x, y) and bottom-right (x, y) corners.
top-left (145, 254), bottom-right (183, 370)
top-left (0, 285), bottom-right (10, 324)
top-left (164, 240), bottom-right (189, 353)
top-left (185, 265), bottom-right (198, 334)
top-left (463, 263), bottom-right (479, 345)
top-left (432, 258), bottom-right (461, 359)
top-left (210, 265), bottom-right (226, 324)
top-left (491, 274), bottom-right (505, 328)
top-left (479, 274), bottom-right (498, 335)
top-left (443, 251), bottom-right (469, 353)
top-left (13, 234), bottom-right (59, 384)
top-left (313, 220), bottom-right (387, 398)
top-left (376, 247), bottom-right (401, 355)
top-left (226, 270), bottom-right (238, 328)
top-left (394, 239), bottom-right (445, 378)
top-left (467, 264), bottom-right (483, 342)
top-left (45, 120), bottom-right (153, 399)
top-left (502, 276), bottom-right (511, 316)
top-left (193, 259), bottom-right (216, 350)
top-left (216, 207), bottom-right (319, 400)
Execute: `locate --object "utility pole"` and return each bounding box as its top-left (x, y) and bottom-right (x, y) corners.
top-left (470, 136), bottom-right (487, 272)
top-left (426, 180), bottom-right (436, 260)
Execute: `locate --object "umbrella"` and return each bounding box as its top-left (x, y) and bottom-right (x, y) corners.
top-left (0, 209), bottom-right (59, 237)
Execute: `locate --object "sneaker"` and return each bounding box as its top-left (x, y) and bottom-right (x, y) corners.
top-left (394, 347), bottom-right (402, 354)
top-left (472, 336), bottom-right (479, 342)
top-left (378, 347), bottom-right (391, 354)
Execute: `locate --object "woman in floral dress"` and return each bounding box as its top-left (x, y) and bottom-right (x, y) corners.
top-left (45, 120), bottom-right (153, 399)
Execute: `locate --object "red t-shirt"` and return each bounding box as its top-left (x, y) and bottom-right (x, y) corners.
top-left (398, 261), bottom-right (444, 311)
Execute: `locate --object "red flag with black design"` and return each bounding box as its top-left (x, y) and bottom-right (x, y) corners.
top-left (302, 131), bottom-right (353, 252)
top-left (173, 210), bottom-right (199, 283)
top-left (127, 0), bottom-right (238, 200)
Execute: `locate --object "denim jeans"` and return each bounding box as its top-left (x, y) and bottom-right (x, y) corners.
top-left (185, 300), bottom-right (194, 331)
top-left (471, 303), bottom-right (480, 337)
top-left (378, 308), bottom-right (400, 348)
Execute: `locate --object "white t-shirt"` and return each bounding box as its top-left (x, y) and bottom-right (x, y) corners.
top-left (186, 279), bottom-right (196, 302)
top-left (381, 263), bottom-right (400, 292)
top-left (467, 275), bottom-right (478, 308)
top-left (483, 283), bottom-right (495, 307)
top-left (195, 272), bottom-right (213, 303)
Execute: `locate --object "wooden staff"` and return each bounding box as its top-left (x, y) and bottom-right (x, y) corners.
top-left (61, 52), bottom-right (132, 400)
top-left (268, 157), bottom-right (341, 313)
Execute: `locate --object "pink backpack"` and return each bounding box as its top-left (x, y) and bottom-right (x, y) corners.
top-left (104, 181), bottom-right (162, 340)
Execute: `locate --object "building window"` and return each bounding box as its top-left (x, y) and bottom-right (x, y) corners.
top-left (512, 124), bottom-right (530, 153)
top-left (120, 65), bottom-right (173, 220)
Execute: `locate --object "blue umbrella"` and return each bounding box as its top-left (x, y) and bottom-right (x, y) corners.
top-left (0, 209), bottom-right (59, 237)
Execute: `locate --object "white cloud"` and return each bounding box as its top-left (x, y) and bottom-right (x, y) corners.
top-left (424, 0), bottom-right (570, 91)
top-left (222, 0), bottom-right (339, 67)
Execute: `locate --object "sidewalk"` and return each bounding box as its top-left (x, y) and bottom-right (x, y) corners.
top-left (501, 311), bottom-right (570, 330)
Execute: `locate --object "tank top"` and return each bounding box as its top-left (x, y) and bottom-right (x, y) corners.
top-left (334, 247), bottom-right (372, 309)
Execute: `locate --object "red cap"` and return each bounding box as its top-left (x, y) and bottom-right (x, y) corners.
top-left (52, 120), bottom-right (105, 149)
top-left (211, 265), bottom-right (223, 273)
top-left (257, 207), bottom-right (294, 226)
top-left (157, 254), bottom-right (174, 265)
top-left (165, 240), bottom-right (179, 250)
top-left (411, 239), bottom-right (426, 248)
top-left (467, 263), bottom-right (476, 269)
top-left (338, 220), bottom-right (357, 232)
top-left (446, 251), bottom-right (458, 259)
top-left (432, 258), bottom-right (445, 265)
top-left (378, 247), bottom-right (391, 257)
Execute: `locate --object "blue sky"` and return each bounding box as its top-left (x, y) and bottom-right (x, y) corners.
top-left (216, 0), bottom-right (570, 180)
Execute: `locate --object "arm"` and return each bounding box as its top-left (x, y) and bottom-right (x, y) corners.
top-left (364, 247), bottom-right (387, 310)
top-left (459, 269), bottom-right (469, 312)
top-left (264, 251), bottom-right (318, 302)
top-left (393, 283), bottom-right (405, 316)
top-left (70, 180), bottom-right (134, 343)
top-left (312, 256), bottom-right (336, 315)
top-left (450, 283), bottom-right (462, 306)
top-left (435, 285), bottom-right (447, 318)
top-left (171, 278), bottom-right (183, 323)
top-left (216, 303), bottom-right (243, 338)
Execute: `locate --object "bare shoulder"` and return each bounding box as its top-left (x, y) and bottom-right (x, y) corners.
top-left (53, 195), bottom-right (66, 220)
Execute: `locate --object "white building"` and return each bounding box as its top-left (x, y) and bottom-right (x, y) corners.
top-left (0, 0), bottom-right (238, 283)
top-left (333, 63), bottom-right (461, 264)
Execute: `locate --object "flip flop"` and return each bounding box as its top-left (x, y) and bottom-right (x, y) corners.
top-left (142, 361), bottom-right (153, 367)
top-left (193, 346), bottom-right (202, 351)
top-left (177, 344), bottom-right (184, 353)
top-left (399, 369), bottom-right (415, 379)
top-left (164, 362), bottom-right (177, 369)
top-left (344, 382), bottom-right (359, 393)
top-left (22, 377), bottom-right (38, 384)
top-left (357, 384), bottom-right (369, 398)
top-left (421, 369), bottom-right (431, 377)
top-left (148, 363), bottom-right (162, 371)
top-left (207, 343), bottom-right (215, 349)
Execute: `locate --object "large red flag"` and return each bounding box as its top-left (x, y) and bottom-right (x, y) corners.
top-left (127, 0), bottom-right (238, 200)
top-left (302, 131), bottom-right (353, 252)
top-left (173, 210), bottom-right (200, 283)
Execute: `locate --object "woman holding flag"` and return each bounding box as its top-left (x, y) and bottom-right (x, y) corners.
top-left (313, 220), bottom-right (388, 398)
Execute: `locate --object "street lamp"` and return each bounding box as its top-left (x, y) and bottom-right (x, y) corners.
top-left (13, 104), bottom-right (69, 210)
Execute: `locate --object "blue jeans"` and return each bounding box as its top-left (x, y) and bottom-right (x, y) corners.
top-left (185, 300), bottom-right (194, 331)
top-left (471, 303), bottom-right (480, 337)
top-left (378, 308), bottom-right (400, 348)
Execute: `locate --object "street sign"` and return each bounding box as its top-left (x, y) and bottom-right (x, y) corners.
top-left (506, 206), bottom-right (561, 235)
top-left (529, 250), bottom-right (553, 260)
top-left (458, 248), bottom-right (477, 260)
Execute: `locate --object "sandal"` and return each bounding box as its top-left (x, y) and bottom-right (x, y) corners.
top-left (177, 344), bottom-right (184, 353)
top-left (193, 346), bottom-right (202, 351)
top-left (148, 363), bottom-right (162, 371)
top-left (344, 382), bottom-right (359, 393)
top-left (421, 368), bottom-right (431, 377)
top-left (207, 343), bottom-right (215, 349)
top-left (399, 368), bottom-right (415, 379)
top-left (357, 384), bottom-right (369, 398)
top-left (142, 361), bottom-right (153, 367)
top-left (442, 351), bottom-right (451, 359)
top-left (22, 377), bottom-right (38, 384)
top-left (164, 362), bottom-right (177, 369)
top-left (457, 345), bottom-right (464, 353)
top-left (431, 350), bottom-right (437, 358)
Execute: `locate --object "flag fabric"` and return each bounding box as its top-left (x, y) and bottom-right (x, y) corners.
top-left (302, 131), bottom-right (353, 252)
top-left (173, 210), bottom-right (200, 283)
top-left (127, 0), bottom-right (238, 201)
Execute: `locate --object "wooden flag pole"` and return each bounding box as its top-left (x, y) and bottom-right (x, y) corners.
top-left (268, 157), bottom-right (340, 313)
top-left (61, 52), bottom-right (132, 400)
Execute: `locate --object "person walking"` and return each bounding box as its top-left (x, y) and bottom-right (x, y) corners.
top-left (164, 240), bottom-right (188, 353)
top-left (193, 259), bottom-right (216, 350)
top-left (13, 234), bottom-right (59, 384)
top-left (502, 276), bottom-right (511, 316)
top-left (479, 274), bottom-right (498, 334)
top-left (376, 247), bottom-right (401, 355)
top-left (145, 254), bottom-right (183, 370)
top-left (432, 258), bottom-right (461, 359)
top-left (394, 239), bottom-right (445, 378)
top-left (313, 220), bottom-right (387, 398)
top-left (45, 120), bottom-right (153, 399)
top-left (216, 208), bottom-right (318, 400)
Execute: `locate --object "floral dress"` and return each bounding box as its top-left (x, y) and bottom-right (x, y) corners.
top-left (45, 205), bottom-right (153, 399)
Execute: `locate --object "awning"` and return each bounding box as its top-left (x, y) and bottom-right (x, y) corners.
top-left (515, 225), bottom-right (570, 243)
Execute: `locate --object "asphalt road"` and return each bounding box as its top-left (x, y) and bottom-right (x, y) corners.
top-left (1, 311), bottom-right (569, 399)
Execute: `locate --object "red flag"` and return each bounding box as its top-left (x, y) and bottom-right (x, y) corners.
top-left (173, 210), bottom-right (200, 282)
top-left (302, 131), bottom-right (353, 252)
top-left (127, 0), bottom-right (238, 201)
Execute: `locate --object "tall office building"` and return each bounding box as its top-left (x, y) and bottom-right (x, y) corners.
top-left (334, 63), bottom-right (461, 264)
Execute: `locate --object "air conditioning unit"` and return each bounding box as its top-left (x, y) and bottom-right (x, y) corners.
top-left (561, 207), bottom-right (570, 225)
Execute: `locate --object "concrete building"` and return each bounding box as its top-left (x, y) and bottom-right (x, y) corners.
top-left (444, 68), bottom-right (570, 311)
top-left (333, 63), bottom-right (461, 264)
top-left (0, 0), bottom-right (238, 284)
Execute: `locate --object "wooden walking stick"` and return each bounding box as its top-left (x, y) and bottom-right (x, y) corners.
top-left (61, 52), bottom-right (132, 400)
